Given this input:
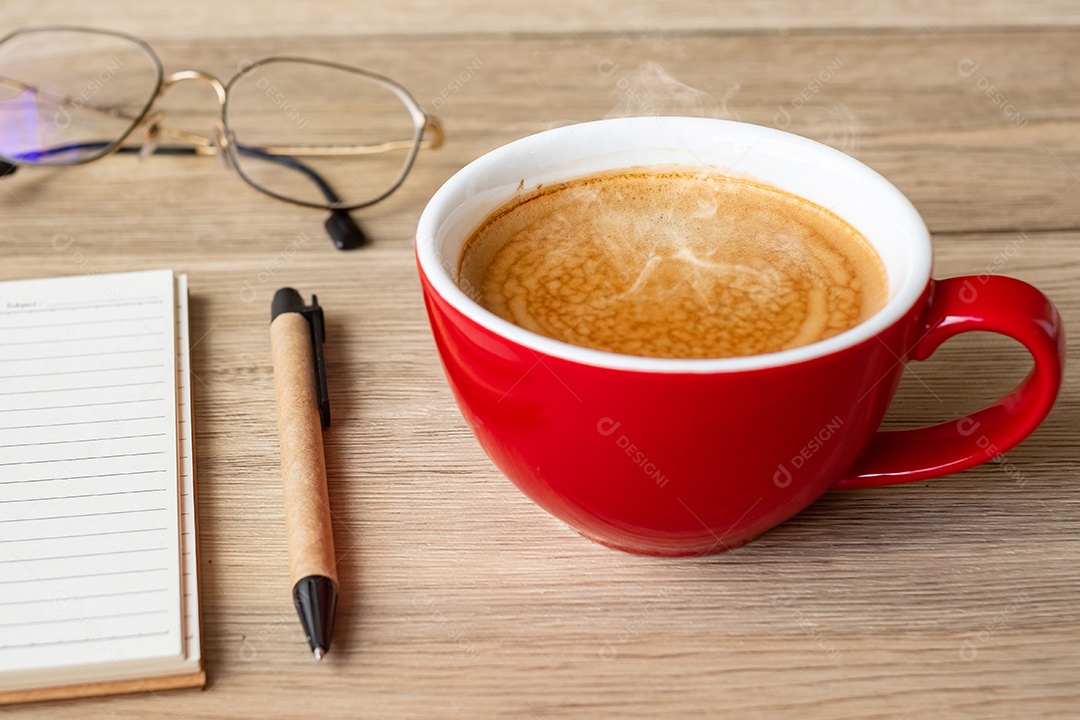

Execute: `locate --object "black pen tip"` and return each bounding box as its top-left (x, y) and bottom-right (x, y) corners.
top-left (293, 575), bottom-right (338, 658)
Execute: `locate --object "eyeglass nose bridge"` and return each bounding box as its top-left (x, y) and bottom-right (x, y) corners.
top-left (136, 69), bottom-right (233, 166)
top-left (160, 70), bottom-right (227, 105)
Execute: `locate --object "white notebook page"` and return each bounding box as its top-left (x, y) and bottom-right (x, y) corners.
top-left (0, 270), bottom-right (183, 685)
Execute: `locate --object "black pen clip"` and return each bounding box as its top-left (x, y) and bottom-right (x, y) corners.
top-left (271, 288), bottom-right (331, 429)
top-left (304, 295), bottom-right (331, 429)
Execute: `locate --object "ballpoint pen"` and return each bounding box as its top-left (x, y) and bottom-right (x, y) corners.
top-left (269, 287), bottom-right (337, 660)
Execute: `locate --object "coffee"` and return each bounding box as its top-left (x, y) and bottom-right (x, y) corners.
top-left (457, 169), bottom-right (888, 359)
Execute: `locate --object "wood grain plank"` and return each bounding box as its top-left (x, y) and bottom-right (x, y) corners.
top-left (5, 0), bottom-right (1080, 38)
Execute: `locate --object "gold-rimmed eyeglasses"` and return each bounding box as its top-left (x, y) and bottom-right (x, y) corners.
top-left (0, 26), bottom-right (445, 249)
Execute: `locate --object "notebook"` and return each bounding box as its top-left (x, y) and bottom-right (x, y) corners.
top-left (0, 269), bottom-right (204, 704)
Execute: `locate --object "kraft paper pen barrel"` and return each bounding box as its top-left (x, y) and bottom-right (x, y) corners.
top-left (269, 287), bottom-right (337, 660)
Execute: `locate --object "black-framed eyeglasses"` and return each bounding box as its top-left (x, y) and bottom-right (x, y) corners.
top-left (0, 26), bottom-right (445, 249)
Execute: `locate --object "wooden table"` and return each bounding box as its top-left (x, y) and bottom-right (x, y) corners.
top-left (2, 2), bottom-right (1078, 717)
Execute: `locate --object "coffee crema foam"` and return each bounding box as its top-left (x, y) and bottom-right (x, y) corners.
top-left (457, 169), bottom-right (888, 360)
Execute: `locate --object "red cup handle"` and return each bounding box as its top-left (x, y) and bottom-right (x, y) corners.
top-left (835, 275), bottom-right (1064, 489)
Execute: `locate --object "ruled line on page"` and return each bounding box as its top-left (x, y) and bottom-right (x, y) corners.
top-left (0, 469), bottom-right (168, 487)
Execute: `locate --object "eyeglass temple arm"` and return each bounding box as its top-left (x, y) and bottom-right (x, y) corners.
top-left (0, 76), bottom-right (443, 158)
top-left (234, 145), bottom-right (365, 250)
top-left (2, 138), bottom-right (366, 250)
top-left (3, 137), bottom-right (352, 207)
top-left (0, 74), bottom-right (146, 126)
top-left (0, 74), bottom-right (222, 155)
top-left (215, 115), bottom-right (444, 157)
top-left (0, 71), bottom-right (435, 157)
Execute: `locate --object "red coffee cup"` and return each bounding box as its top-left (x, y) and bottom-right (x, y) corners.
top-left (415, 117), bottom-right (1064, 556)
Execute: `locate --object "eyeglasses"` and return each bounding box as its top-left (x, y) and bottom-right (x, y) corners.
top-left (0, 26), bottom-right (444, 249)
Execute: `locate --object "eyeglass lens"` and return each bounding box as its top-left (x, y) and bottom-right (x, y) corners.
top-left (0, 28), bottom-right (160, 165)
top-left (225, 60), bottom-right (423, 209)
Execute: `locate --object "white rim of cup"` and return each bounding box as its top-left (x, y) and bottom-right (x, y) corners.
top-left (416, 117), bottom-right (932, 374)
